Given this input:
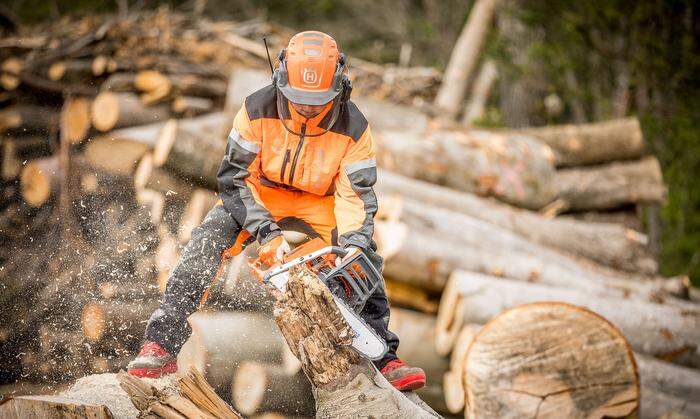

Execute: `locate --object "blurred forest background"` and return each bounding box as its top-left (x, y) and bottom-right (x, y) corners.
top-left (3, 0), bottom-right (699, 286)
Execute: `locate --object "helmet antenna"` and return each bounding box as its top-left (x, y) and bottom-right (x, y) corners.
top-left (262, 37), bottom-right (274, 75)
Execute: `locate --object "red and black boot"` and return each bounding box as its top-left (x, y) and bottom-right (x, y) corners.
top-left (380, 358), bottom-right (426, 391)
top-left (127, 341), bottom-right (178, 378)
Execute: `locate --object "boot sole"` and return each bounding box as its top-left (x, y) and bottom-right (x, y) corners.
top-left (389, 373), bottom-right (426, 391)
top-left (128, 363), bottom-right (178, 378)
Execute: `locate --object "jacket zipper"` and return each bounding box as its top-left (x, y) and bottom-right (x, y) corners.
top-left (288, 122), bottom-right (306, 186)
top-left (280, 149), bottom-right (291, 183)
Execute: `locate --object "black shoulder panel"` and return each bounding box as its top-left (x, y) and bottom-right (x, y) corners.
top-left (245, 85), bottom-right (278, 120)
top-left (329, 100), bottom-right (368, 142)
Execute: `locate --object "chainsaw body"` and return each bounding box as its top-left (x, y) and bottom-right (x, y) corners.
top-left (253, 239), bottom-right (388, 360)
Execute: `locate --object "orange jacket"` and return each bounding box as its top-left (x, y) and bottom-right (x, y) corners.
top-left (217, 85), bottom-right (378, 250)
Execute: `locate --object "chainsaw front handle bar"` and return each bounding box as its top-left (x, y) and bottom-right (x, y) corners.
top-left (251, 246), bottom-right (348, 285)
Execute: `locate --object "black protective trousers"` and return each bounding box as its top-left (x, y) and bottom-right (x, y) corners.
top-left (144, 205), bottom-right (399, 369)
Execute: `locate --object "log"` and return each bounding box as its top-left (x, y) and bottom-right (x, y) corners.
top-left (47, 59), bottom-right (93, 82)
top-left (231, 361), bottom-right (314, 416)
top-left (375, 216), bottom-right (684, 304)
top-left (389, 308), bottom-right (450, 414)
top-left (0, 105), bottom-right (58, 135)
top-left (61, 96), bottom-right (92, 144)
top-left (376, 128), bottom-right (557, 209)
top-left (273, 266), bottom-right (440, 418)
top-left (461, 59), bottom-right (498, 126)
top-left (509, 117), bottom-right (646, 167)
top-left (556, 156), bottom-right (667, 211)
top-left (118, 368), bottom-right (243, 419)
top-left (135, 70), bottom-right (172, 104)
top-left (172, 95), bottom-right (214, 116)
top-left (224, 68), bottom-right (271, 115)
top-left (640, 388), bottom-right (700, 419)
top-left (635, 353), bottom-right (700, 402)
top-left (84, 121), bottom-right (167, 176)
top-left (177, 311), bottom-right (286, 391)
top-left (153, 112), bottom-right (229, 188)
top-left (19, 156), bottom-right (59, 207)
top-left (178, 188), bottom-right (219, 244)
top-left (376, 170), bottom-right (657, 274)
top-left (91, 91), bottom-right (170, 131)
top-left (463, 303), bottom-right (639, 418)
top-left (101, 72), bottom-right (136, 91)
top-left (443, 324), bottom-right (481, 413)
top-left (1, 57), bottom-right (22, 90)
top-left (0, 396), bottom-right (113, 418)
top-left (433, 0), bottom-right (500, 119)
top-left (437, 272), bottom-right (700, 367)
top-left (80, 300), bottom-right (159, 348)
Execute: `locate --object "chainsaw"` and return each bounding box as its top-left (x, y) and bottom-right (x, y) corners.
top-left (251, 238), bottom-right (388, 360)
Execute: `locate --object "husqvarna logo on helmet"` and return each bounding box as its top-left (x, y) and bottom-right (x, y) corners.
top-left (302, 68), bottom-right (318, 84)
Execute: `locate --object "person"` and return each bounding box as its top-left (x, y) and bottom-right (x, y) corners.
top-left (127, 31), bottom-right (426, 391)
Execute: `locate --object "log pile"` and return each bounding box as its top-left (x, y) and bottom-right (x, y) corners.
top-left (2, 6), bottom-right (699, 419)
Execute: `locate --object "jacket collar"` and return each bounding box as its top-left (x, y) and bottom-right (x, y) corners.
top-left (276, 88), bottom-right (339, 134)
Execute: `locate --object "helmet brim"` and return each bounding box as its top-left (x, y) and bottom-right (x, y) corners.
top-left (278, 83), bottom-right (339, 106)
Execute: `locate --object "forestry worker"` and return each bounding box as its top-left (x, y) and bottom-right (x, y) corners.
top-left (126, 31), bottom-right (427, 391)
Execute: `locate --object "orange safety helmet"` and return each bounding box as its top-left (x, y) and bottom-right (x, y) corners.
top-left (274, 31), bottom-right (351, 106)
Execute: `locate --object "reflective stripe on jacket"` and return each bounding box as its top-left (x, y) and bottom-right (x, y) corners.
top-left (217, 84), bottom-right (378, 249)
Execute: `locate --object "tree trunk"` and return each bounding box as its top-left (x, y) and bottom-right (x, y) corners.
top-left (274, 266), bottom-right (440, 418)
top-left (91, 91), bottom-right (170, 131)
top-left (555, 156), bottom-right (666, 211)
top-left (375, 128), bottom-right (557, 209)
top-left (433, 0), bottom-right (500, 119)
top-left (231, 361), bottom-right (314, 416)
top-left (509, 117), bottom-right (645, 167)
top-left (437, 271), bottom-right (700, 368)
top-left (376, 170), bottom-right (657, 274)
top-left (463, 302), bottom-right (639, 418)
top-left (461, 59), bottom-right (498, 126)
top-left (177, 311), bottom-right (286, 391)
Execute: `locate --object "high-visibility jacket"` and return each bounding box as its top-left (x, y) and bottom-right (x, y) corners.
top-left (217, 85), bottom-right (378, 250)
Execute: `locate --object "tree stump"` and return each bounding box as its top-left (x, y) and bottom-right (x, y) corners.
top-left (464, 302), bottom-right (639, 418)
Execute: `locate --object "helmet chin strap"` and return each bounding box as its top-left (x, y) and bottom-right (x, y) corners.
top-left (275, 88), bottom-right (343, 138)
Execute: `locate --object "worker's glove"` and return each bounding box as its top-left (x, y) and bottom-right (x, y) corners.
top-left (258, 235), bottom-right (291, 267)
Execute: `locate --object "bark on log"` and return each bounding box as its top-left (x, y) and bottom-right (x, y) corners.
top-left (172, 95), bottom-right (214, 116)
top-left (437, 272), bottom-right (700, 367)
top-left (231, 361), bottom-right (314, 416)
top-left (376, 128), bottom-right (557, 209)
top-left (635, 353), bottom-right (700, 402)
top-left (509, 117), bottom-right (646, 167)
top-left (376, 170), bottom-right (657, 274)
top-left (48, 59), bottom-right (93, 83)
top-left (556, 156), bottom-right (666, 211)
top-left (0, 396), bottom-right (113, 418)
top-left (177, 311), bottom-right (286, 391)
top-left (640, 388), bottom-right (700, 419)
top-left (463, 302), bottom-right (639, 418)
top-left (273, 266), bottom-right (440, 418)
top-left (433, 0), bottom-right (500, 119)
top-left (19, 156), bottom-right (59, 207)
top-left (91, 91), bottom-right (170, 131)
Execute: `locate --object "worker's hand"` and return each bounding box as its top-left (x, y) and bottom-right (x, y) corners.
top-left (258, 235), bottom-right (291, 267)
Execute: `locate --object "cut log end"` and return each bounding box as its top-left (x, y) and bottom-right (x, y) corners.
top-left (19, 157), bottom-right (59, 207)
top-left (62, 97), bottom-right (91, 144)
